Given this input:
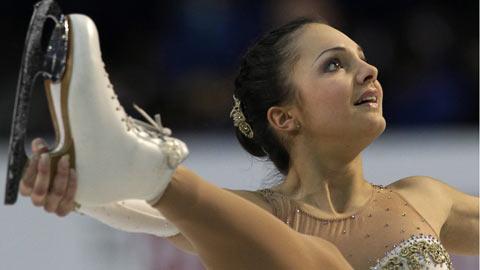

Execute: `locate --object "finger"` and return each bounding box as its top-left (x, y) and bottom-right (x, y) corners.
top-left (44, 155), bottom-right (70, 213)
top-left (56, 168), bottom-right (77, 217)
top-left (19, 154), bottom-right (40, 196)
top-left (31, 153), bottom-right (51, 206)
top-left (31, 138), bottom-right (48, 153)
top-left (21, 138), bottom-right (49, 196)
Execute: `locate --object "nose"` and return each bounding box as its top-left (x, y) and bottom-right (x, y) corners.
top-left (356, 61), bottom-right (378, 85)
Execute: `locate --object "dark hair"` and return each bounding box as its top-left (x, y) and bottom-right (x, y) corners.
top-left (233, 17), bottom-right (327, 179)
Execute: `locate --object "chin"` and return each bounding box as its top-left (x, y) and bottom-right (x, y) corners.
top-left (358, 116), bottom-right (386, 140)
top-left (372, 117), bottom-right (387, 138)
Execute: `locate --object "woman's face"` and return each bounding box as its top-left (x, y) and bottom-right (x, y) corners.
top-left (289, 23), bottom-right (386, 145)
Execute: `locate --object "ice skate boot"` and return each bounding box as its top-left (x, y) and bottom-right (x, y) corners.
top-left (5, 0), bottom-right (189, 206)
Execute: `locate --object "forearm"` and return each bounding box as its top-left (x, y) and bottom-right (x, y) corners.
top-left (153, 165), bottom-right (350, 270)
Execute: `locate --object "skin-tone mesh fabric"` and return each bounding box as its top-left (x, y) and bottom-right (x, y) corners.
top-left (257, 185), bottom-right (450, 269)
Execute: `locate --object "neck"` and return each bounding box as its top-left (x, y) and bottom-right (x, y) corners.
top-left (274, 140), bottom-right (373, 215)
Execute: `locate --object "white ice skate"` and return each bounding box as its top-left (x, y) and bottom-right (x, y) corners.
top-left (5, 0), bottom-right (188, 207)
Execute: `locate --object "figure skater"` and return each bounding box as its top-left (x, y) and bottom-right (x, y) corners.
top-left (18, 16), bottom-right (478, 269)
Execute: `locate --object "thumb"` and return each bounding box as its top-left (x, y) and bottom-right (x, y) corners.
top-left (32, 138), bottom-right (49, 153)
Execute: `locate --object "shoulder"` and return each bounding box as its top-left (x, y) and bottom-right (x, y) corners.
top-left (223, 188), bottom-right (274, 214)
top-left (387, 175), bottom-right (445, 190)
top-left (386, 176), bottom-right (453, 234)
top-left (387, 175), bottom-right (462, 206)
top-left (387, 175), bottom-right (452, 203)
top-left (387, 175), bottom-right (453, 210)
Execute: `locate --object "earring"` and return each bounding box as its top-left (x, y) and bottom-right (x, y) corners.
top-left (295, 121), bottom-right (302, 130)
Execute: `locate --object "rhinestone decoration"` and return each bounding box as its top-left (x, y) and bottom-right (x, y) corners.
top-left (370, 235), bottom-right (452, 270)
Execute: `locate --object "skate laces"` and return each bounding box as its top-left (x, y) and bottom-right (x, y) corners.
top-left (125, 104), bottom-right (172, 140)
top-left (128, 104), bottom-right (187, 169)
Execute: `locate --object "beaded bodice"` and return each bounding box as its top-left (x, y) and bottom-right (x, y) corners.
top-left (257, 184), bottom-right (452, 269)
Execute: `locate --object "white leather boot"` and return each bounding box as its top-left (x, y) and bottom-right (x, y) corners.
top-left (78, 199), bottom-right (180, 237)
top-left (44, 14), bottom-right (189, 207)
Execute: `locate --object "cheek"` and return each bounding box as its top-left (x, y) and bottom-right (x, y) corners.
top-left (324, 80), bottom-right (351, 108)
top-left (302, 79), bottom-right (352, 128)
top-left (310, 80), bottom-right (351, 115)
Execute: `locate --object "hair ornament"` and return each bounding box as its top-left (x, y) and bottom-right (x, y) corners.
top-left (230, 95), bottom-right (254, 139)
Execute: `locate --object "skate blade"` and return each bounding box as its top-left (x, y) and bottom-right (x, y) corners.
top-left (5, 0), bottom-right (67, 205)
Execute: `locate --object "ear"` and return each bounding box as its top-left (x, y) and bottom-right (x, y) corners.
top-left (266, 106), bottom-right (297, 133)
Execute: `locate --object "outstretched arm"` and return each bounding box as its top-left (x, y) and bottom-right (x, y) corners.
top-left (18, 139), bottom-right (267, 257)
top-left (153, 165), bottom-right (352, 270)
top-left (20, 138), bottom-right (351, 269)
top-left (434, 178), bottom-right (479, 255)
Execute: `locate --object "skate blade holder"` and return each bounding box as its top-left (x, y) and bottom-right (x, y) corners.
top-left (5, 0), bottom-right (68, 205)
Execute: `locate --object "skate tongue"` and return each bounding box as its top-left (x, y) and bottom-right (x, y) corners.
top-left (131, 104), bottom-right (172, 138)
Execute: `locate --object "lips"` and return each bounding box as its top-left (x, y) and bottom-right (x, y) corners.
top-left (354, 90), bottom-right (378, 106)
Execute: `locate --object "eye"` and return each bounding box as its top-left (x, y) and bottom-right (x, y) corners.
top-left (324, 58), bottom-right (343, 72)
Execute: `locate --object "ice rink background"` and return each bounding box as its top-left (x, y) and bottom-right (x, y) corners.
top-left (0, 128), bottom-right (478, 270)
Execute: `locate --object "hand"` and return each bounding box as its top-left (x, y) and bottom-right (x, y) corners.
top-left (19, 138), bottom-right (78, 217)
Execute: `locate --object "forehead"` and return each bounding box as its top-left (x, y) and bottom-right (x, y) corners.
top-left (295, 23), bottom-right (360, 57)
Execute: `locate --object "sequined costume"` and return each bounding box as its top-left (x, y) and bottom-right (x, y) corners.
top-left (257, 184), bottom-right (453, 270)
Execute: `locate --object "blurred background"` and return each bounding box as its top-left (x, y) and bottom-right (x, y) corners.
top-left (0, 0), bottom-right (478, 269)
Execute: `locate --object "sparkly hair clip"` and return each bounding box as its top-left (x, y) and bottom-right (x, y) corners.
top-left (230, 95), bottom-right (254, 139)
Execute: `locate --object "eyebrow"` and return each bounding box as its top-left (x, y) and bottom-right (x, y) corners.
top-left (312, 45), bottom-right (365, 66)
